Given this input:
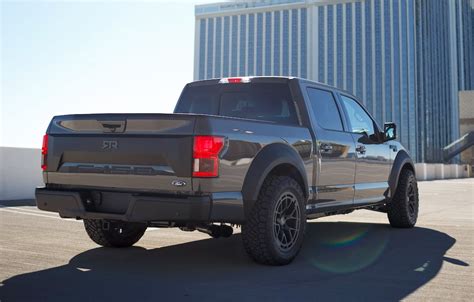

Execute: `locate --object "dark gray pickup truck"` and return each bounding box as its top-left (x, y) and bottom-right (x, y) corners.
top-left (36, 77), bottom-right (419, 265)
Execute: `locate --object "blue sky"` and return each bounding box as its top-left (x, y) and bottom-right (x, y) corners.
top-left (1, 0), bottom-right (212, 148)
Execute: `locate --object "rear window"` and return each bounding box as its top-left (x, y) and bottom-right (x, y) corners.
top-left (174, 83), bottom-right (299, 125)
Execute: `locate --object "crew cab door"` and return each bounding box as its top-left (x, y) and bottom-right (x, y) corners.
top-left (302, 86), bottom-right (357, 212)
top-left (338, 94), bottom-right (391, 205)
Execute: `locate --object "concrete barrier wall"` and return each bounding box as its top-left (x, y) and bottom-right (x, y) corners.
top-left (0, 147), bottom-right (471, 200)
top-left (0, 147), bottom-right (44, 200)
top-left (415, 163), bottom-right (471, 181)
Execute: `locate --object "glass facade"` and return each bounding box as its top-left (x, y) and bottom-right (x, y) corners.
top-left (195, 0), bottom-right (472, 162)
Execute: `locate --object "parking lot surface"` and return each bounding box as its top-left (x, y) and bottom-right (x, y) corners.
top-left (1, 179), bottom-right (473, 301)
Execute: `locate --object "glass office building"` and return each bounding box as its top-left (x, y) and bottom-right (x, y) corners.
top-left (194, 0), bottom-right (474, 162)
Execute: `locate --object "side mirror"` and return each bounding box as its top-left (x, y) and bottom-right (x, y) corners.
top-left (384, 122), bottom-right (397, 141)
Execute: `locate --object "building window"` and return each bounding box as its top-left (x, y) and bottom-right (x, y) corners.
top-left (274, 11), bottom-right (281, 75)
top-left (215, 17), bottom-right (222, 78)
top-left (300, 8), bottom-right (307, 78)
top-left (408, 0), bottom-right (416, 156)
top-left (265, 12), bottom-right (272, 75)
top-left (318, 6), bottom-right (325, 82)
top-left (336, 4), bottom-right (343, 88)
top-left (231, 15), bottom-right (238, 76)
top-left (374, 0), bottom-right (383, 124)
top-left (365, 1), bottom-right (372, 112)
top-left (346, 3), bottom-right (353, 93)
top-left (327, 5), bottom-right (334, 85)
top-left (291, 9), bottom-right (299, 77)
top-left (199, 19), bottom-right (206, 80)
top-left (384, 0), bottom-right (392, 123)
top-left (207, 18), bottom-right (214, 79)
top-left (239, 14), bottom-right (247, 76)
top-left (256, 13), bottom-right (263, 76)
top-left (248, 14), bottom-right (255, 76)
top-left (400, 0), bottom-right (408, 146)
top-left (282, 10), bottom-right (289, 76)
top-left (355, 2), bottom-right (362, 98)
top-left (223, 16), bottom-right (230, 77)
top-left (392, 0), bottom-right (400, 132)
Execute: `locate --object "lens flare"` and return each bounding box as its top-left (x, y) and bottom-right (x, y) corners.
top-left (305, 222), bottom-right (389, 274)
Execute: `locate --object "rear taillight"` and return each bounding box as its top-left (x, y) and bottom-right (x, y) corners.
top-left (193, 136), bottom-right (225, 178)
top-left (41, 134), bottom-right (48, 171)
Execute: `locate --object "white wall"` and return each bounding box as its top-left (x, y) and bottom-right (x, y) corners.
top-left (415, 163), bottom-right (471, 181)
top-left (0, 147), bottom-right (471, 200)
top-left (0, 147), bottom-right (44, 200)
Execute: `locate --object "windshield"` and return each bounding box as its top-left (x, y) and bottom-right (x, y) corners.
top-left (174, 83), bottom-right (298, 125)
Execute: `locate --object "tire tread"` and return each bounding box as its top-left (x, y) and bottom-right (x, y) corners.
top-left (242, 175), bottom-right (305, 265)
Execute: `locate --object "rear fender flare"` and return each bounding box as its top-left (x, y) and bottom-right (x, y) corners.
top-left (242, 143), bottom-right (309, 218)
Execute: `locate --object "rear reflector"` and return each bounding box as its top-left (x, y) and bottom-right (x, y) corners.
top-left (41, 134), bottom-right (48, 171)
top-left (219, 77), bottom-right (251, 84)
top-left (193, 136), bottom-right (225, 178)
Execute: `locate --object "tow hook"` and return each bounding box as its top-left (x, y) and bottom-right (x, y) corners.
top-left (102, 220), bottom-right (110, 231)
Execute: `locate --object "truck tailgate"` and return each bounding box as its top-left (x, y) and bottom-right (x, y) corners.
top-left (45, 113), bottom-right (196, 192)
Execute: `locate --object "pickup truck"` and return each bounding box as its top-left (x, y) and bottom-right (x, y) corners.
top-left (36, 77), bottom-right (419, 265)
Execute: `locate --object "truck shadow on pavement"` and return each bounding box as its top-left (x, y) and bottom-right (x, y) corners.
top-left (1, 222), bottom-right (467, 302)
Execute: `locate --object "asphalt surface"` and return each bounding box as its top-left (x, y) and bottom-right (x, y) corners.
top-left (0, 179), bottom-right (473, 301)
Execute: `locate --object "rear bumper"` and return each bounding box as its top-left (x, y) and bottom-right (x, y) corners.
top-left (35, 188), bottom-right (245, 223)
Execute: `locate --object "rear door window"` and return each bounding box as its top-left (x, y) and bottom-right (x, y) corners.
top-left (306, 88), bottom-right (344, 131)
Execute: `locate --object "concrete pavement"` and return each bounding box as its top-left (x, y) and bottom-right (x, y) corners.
top-left (0, 179), bottom-right (473, 301)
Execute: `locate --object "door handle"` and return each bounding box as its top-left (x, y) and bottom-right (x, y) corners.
top-left (356, 145), bottom-right (366, 154)
top-left (320, 143), bottom-right (333, 152)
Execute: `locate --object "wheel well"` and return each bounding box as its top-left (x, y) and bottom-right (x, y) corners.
top-left (266, 163), bottom-right (307, 199)
top-left (401, 162), bottom-right (415, 174)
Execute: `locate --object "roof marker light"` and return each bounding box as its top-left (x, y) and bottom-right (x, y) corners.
top-left (219, 77), bottom-right (251, 84)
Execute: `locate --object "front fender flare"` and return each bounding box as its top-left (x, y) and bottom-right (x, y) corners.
top-left (388, 150), bottom-right (415, 197)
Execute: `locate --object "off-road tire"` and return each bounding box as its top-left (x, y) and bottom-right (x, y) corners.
top-left (242, 176), bottom-right (306, 265)
top-left (83, 219), bottom-right (147, 247)
top-left (387, 169), bottom-right (419, 228)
